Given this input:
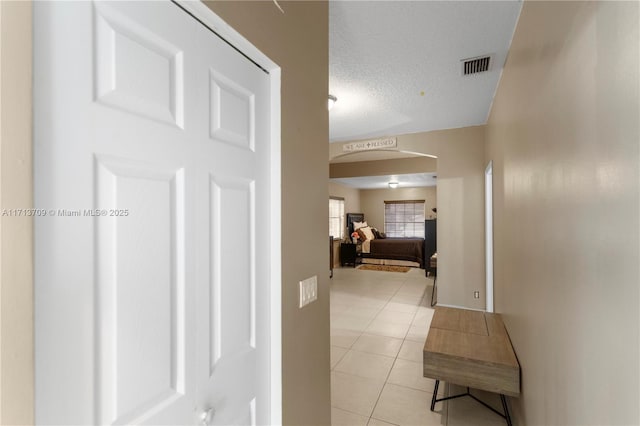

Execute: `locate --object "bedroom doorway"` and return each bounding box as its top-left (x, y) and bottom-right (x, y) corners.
top-left (34, 1), bottom-right (281, 424)
top-left (485, 161), bottom-right (494, 312)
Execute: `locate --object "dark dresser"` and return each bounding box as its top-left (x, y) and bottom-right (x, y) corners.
top-left (425, 219), bottom-right (437, 277)
top-left (329, 236), bottom-right (334, 278)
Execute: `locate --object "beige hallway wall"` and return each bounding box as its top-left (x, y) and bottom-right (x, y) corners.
top-left (0, 2), bottom-right (33, 424)
top-left (486, 1), bottom-right (639, 424)
top-left (206, 2), bottom-right (331, 425)
top-left (330, 156), bottom-right (437, 178)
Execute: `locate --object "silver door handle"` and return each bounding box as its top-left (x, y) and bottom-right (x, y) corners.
top-left (199, 407), bottom-right (215, 425)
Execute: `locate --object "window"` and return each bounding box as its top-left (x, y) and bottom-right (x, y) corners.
top-left (384, 200), bottom-right (425, 238)
top-left (329, 197), bottom-right (345, 239)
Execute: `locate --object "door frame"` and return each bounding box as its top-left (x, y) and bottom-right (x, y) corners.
top-left (485, 160), bottom-right (494, 313)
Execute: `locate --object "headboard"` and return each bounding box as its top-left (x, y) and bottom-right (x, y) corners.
top-left (346, 213), bottom-right (365, 235)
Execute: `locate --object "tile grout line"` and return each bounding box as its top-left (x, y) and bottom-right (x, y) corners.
top-left (332, 268), bottom-right (450, 426)
top-left (366, 279), bottom-right (422, 425)
top-left (332, 274), bottom-right (394, 421)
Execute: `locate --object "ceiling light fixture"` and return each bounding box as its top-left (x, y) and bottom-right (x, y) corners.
top-left (388, 182), bottom-right (399, 189)
top-left (328, 94), bottom-right (337, 110)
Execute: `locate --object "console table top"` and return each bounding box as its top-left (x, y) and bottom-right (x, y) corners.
top-left (423, 306), bottom-right (520, 397)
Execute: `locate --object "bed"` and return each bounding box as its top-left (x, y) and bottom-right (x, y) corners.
top-left (346, 213), bottom-right (425, 268)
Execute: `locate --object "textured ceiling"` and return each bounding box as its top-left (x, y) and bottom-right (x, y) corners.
top-left (329, 1), bottom-right (522, 143)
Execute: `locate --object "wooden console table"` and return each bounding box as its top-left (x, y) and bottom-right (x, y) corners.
top-left (423, 307), bottom-right (520, 425)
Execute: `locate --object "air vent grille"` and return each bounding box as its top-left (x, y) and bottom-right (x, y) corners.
top-left (462, 55), bottom-right (491, 75)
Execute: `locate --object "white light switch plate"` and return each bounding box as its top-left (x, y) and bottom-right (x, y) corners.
top-left (299, 275), bottom-right (318, 308)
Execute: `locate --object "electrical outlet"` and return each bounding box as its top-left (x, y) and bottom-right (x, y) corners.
top-left (474, 291), bottom-right (480, 299)
top-left (299, 276), bottom-right (318, 308)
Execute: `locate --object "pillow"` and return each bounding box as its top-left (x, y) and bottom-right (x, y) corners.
top-left (353, 221), bottom-right (368, 230)
top-left (360, 226), bottom-right (375, 241)
top-left (371, 227), bottom-right (382, 238)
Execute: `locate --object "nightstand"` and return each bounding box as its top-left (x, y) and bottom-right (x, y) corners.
top-left (340, 242), bottom-right (361, 267)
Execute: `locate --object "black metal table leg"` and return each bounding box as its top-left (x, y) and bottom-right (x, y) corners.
top-left (429, 382), bottom-right (512, 426)
top-left (500, 394), bottom-right (513, 426)
top-left (430, 380), bottom-right (440, 411)
top-left (430, 274), bottom-right (437, 307)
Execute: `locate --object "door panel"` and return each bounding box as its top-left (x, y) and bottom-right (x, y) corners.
top-left (94, 158), bottom-right (187, 424)
top-left (209, 177), bottom-right (256, 370)
top-left (210, 71), bottom-right (254, 149)
top-left (94, 2), bottom-right (184, 128)
top-left (35, 1), bottom-right (273, 424)
top-left (192, 12), bottom-right (272, 422)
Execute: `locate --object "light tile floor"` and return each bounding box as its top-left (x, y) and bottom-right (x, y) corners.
top-left (330, 266), bottom-right (508, 426)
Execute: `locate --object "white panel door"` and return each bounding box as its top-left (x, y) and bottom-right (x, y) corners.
top-left (34, 2), bottom-right (275, 425)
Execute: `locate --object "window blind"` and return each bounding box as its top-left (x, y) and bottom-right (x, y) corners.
top-left (329, 197), bottom-right (345, 239)
top-left (384, 200), bottom-right (425, 238)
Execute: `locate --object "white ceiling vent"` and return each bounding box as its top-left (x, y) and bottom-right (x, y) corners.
top-left (461, 55), bottom-right (493, 76)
